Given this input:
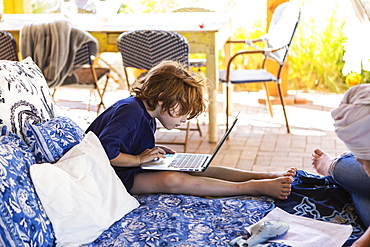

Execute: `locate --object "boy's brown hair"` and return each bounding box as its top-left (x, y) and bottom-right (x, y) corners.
top-left (131, 60), bottom-right (206, 119)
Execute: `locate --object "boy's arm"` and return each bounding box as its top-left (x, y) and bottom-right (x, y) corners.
top-left (110, 152), bottom-right (142, 167)
top-left (352, 227), bottom-right (370, 247)
top-left (110, 147), bottom-right (166, 167)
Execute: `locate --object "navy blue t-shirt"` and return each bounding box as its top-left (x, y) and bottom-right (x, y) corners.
top-left (86, 96), bottom-right (157, 190)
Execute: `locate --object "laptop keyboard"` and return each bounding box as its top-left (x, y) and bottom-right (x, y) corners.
top-left (169, 154), bottom-right (206, 168)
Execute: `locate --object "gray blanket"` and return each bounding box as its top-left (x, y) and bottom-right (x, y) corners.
top-left (20, 20), bottom-right (98, 88)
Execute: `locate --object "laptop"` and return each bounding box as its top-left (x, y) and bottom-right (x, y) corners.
top-left (141, 112), bottom-right (239, 172)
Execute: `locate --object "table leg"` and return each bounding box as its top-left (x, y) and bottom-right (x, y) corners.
top-left (206, 36), bottom-right (218, 143)
top-left (223, 40), bottom-right (233, 116)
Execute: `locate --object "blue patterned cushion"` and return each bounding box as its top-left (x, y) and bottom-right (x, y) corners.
top-left (23, 116), bottom-right (86, 163)
top-left (0, 125), bottom-right (55, 246)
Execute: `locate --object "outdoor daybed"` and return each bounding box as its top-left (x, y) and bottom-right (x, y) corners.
top-left (0, 58), bottom-right (365, 246)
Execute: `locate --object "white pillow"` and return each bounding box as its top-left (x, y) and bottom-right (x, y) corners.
top-left (30, 131), bottom-right (140, 246)
top-left (0, 57), bottom-right (55, 139)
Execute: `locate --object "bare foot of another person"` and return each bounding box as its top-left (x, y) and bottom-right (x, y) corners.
top-left (311, 148), bottom-right (334, 176)
top-left (248, 176), bottom-right (293, 200)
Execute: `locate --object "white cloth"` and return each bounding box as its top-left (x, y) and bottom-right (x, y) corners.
top-left (342, 0), bottom-right (370, 75)
top-left (351, 0), bottom-right (370, 23)
top-left (331, 84), bottom-right (370, 160)
top-left (20, 20), bottom-right (98, 88)
top-left (30, 132), bottom-right (140, 246)
top-left (247, 207), bottom-right (352, 247)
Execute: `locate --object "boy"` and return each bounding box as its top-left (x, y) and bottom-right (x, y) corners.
top-left (86, 60), bottom-right (296, 200)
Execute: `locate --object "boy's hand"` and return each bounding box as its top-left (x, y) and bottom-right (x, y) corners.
top-left (156, 145), bottom-right (176, 154)
top-left (138, 147), bottom-right (166, 164)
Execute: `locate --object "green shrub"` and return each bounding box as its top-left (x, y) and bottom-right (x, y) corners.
top-left (31, 0), bottom-right (58, 13)
top-left (289, 9), bottom-right (347, 93)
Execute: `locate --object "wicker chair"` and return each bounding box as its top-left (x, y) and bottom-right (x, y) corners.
top-left (54, 41), bottom-right (111, 114)
top-left (0, 31), bottom-right (19, 61)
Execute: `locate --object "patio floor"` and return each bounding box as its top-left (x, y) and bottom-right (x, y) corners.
top-left (54, 82), bottom-right (347, 176)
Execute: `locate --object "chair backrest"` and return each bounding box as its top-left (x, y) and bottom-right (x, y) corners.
top-left (50, 8), bottom-right (95, 14)
top-left (117, 30), bottom-right (190, 71)
top-left (0, 31), bottom-right (19, 61)
top-left (265, 1), bottom-right (300, 65)
top-left (60, 40), bottom-right (100, 87)
top-left (73, 41), bottom-right (97, 67)
top-left (172, 7), bottom-right (213, 12)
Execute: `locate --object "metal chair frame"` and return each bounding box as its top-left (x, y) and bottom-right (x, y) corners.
top-left (219, 1), bottom-right (301, 134)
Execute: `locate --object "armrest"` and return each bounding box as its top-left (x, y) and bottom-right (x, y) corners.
top-left (226, 36), bottom-right (267, 51)
top-left (224, 50), bottom-right (265, 82)
top-left (223, 39), bottom-right (287, 82)
top-left (226, 38), bottom-right (265, 45)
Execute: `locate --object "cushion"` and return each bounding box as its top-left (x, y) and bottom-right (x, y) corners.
top-left (0, 57), bottom-right (55, 140)
top-left (30, 131), bottom-right (140, 245)
top-left (22, 116), bottom-right (85, 163)
top-left (0, 125), bottom-right (55, 247)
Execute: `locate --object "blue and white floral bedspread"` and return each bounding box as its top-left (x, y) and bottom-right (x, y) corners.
top-left (86, 194), bottom-right (275, 247)
top-left (86, 171), bottom-right (365, 247)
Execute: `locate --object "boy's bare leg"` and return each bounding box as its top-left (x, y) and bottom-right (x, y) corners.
top-left (311, 148), bottom-right (334, 176)
top-left (191, 166), bottom-right (297, 182)
top-left (130, 171), bottom-right (293, 200)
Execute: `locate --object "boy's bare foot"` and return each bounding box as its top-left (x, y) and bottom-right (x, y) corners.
top-left (248, 176), bottom-right (293, 200)
top-left (311, 148), bottom-right (334, 176)
top-left (264, 167), bottom-right (297, 179)
top-left (283, 167), bottom-right (297, 177)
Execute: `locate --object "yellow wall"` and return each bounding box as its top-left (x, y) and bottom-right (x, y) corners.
top-left (3, 0), bottom-right (32, 14)
top-left (266, 0), bottom-right (289, 96)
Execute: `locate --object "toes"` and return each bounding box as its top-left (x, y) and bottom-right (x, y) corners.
top-left (280, 179), bottom-right (292, 186)
top-left (285, 176), bottom-right (293, 184)
top-left (313, 148), bottom-right (324, 156)
top-left (288, 167), bottom-right (297, 173)
top-left (279, 188), bottom-right (292, 199)
top-left (290, 167), bottom-right (297, 175)
top-left (311, 155), bottom-right (320, 166)
top-left (282, 189), bottom-right (289, 193)
top-left (277, 192), bottom-right (290, 200)
top-left (278, 195), bottom-right (289, 200)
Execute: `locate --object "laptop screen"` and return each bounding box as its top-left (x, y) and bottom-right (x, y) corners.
top-left (207, 112), bottom-right (239, 163)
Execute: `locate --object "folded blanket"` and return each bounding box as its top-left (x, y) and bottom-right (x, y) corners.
top-left (20, 20), bottom-right (98, 88)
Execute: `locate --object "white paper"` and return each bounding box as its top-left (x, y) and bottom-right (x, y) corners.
top-left (247, 207), bottom-right (353, 247)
